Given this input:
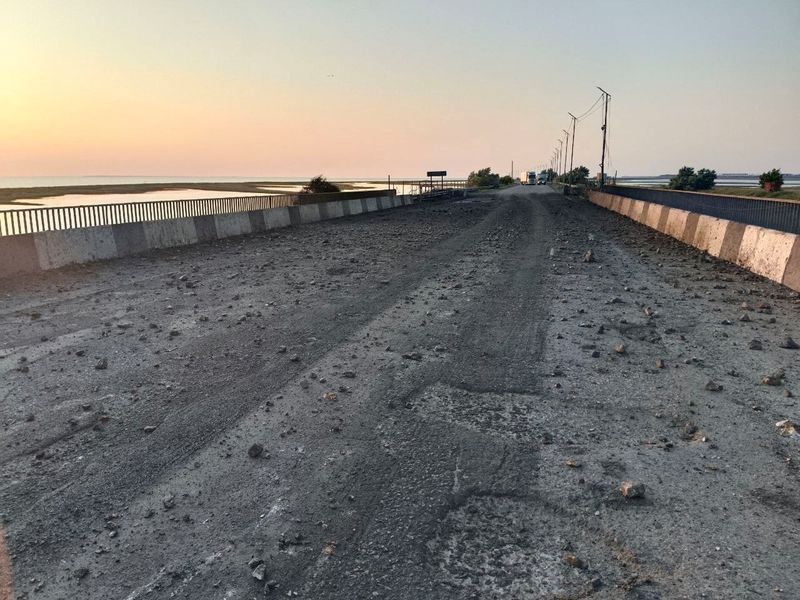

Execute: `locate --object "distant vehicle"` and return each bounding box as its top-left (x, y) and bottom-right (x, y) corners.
top-left (537, 173), bottom-right (548, 185)
top-left (520, 171), bottom-right (536, 185)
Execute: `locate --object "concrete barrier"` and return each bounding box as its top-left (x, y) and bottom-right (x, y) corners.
top-left (589, 190), bottom-right (800, 293)
top-left (347, 199), bottom-right (364, 215)
top-left (0, 193), bottom-right (412, 277)
top-left (264, 207), bottom-right (291, 230)
top-left (0, 234), bottom-right (43, 277)
top-left (214, 213), bottom-right (252, 238)
top-left (35, 226), bottom-right (118, 269)
top-left (143, 218), bottom-right (198, 250)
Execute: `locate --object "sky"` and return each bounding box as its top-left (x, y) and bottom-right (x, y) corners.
top-left (1, 0), bottom-right (798, 178)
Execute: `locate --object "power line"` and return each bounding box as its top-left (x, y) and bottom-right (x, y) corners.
top-left (574, 93), bottom-right (604, 121)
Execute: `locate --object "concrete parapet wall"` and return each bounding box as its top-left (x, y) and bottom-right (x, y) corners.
top-left (0, 193), bottom-right (412, 277)
top-left (35, 226), bottom-right (118, 270)
top-left (214, 213), bottom-right (252, 238)
top-left (589, 190), bottom-right (800, 293)
top-left (143, 218), bottom-right (198, 250)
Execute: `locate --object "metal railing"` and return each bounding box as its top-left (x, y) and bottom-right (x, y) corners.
top-left (386, 179), bottom-right (470, 197)
top-left (0, 189), bottom-right (395, 237)
top-left (603, 185), bottom-right (800, 235)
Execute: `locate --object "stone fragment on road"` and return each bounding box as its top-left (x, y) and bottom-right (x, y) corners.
top-left (402, 352), bottom-right (423, 361)
top-left (739, 313), bottom-right (751, 322)
top-left (143, 425), bottom-right (157, 433)
top-left (620, 481), bottom-right (646, 499)
top-left (705, 380), bottom-right (723, 392)
top-left (775, 420), bottom-right (798, 438)
top-left (251, 562), bottom-right (267, 581)
top-left (322, 391), bottom-right (337, 402)
top-left (762, 369), bottom-right (785, 386)
top-left (583, 249), bottom-right (595, 263)
top-left (94, 358), bottom-right (108, 370)
top-left (748, 340), bottom-right (763, 351)
top-left (563, 553), bottom-right (584, 568)
top-left (655, 358), bottom-right (665, 369)
top-left (248, 443), bottom-right (264, 458)
top-left (162, 494), bottom-right (175, 510)
top-left (613, 343), bottom-right (626, 354)
top-left (779, 336), bottom-right (799, 350)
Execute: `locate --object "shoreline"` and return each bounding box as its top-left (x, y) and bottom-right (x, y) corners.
top-left (0, 181), bottom-right (378, 206)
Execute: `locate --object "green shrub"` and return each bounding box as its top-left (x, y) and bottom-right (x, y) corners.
top-left (759, 168), bottom-right (784, 191)
top-left (302, 175), bottom-right (340, 194)
top-left (467, 168), bottom-right (501, 188)
top-left (557, 166), bottom-right (590, 184)
top-left (668, 166), bottom-right (716, 191)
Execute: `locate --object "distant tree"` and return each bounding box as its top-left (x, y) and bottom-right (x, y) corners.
top-left (668, 166), bottom-right (716, 191)
top-left (557, 166), bottom-right (590, 184)
top-left (303, 175), bottom-right (340, 194)
top-left (467, 167), bottom-right (501, 188)
top-left (759, 168), bottom-right (784, 192)
top-left (499, 175), bottom-right (515, 186)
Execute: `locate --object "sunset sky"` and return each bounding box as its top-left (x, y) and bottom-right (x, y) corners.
top-left (1, 0), bottom-right (798, 178)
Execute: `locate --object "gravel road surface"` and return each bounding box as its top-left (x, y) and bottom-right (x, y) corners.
top-left (1, 186), bottom-right (799, 599)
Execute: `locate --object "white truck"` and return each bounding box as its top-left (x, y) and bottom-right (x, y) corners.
top-left (520, 171), bottom-right (537, 185)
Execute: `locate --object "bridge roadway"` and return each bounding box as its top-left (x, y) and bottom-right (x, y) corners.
top-left (1, 186), bottom-right (798, 599)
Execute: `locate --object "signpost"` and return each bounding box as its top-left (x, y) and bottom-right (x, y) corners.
top-left (427, 170), bottom-right (446, 192)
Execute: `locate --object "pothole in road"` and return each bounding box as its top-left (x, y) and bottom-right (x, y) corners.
top-left (427, 494), bottom-right (635, 599)
top-left (412, 384), bottom-right (544, 441)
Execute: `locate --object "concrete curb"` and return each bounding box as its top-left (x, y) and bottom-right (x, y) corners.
top-left (0, 193), bottom-right (413, 278)
top-left (589, 190), bottom-right (800, 292)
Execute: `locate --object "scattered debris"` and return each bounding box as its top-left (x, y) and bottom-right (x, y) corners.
top-left (583, 250), bottom-right (596, 263)
top-left (322, 391), bottom-right (337, 402)
top-left (613, 343), bottom-right (626, 355)
top-left (748, 339), bottom-right (763, 351)
top-left (655, 358), bottom-right (665, 369)
top-left (251, 562), bottom-right (267, 581)
top-left (143, 425), bottom-right (157, 433)
top-left (563, 553), bottom-right (584, 568)
top-left (779, 336), bottom-right (799, 350)
top-left (705, 381), bottom-right (723, 392)
top-left (94, 358), bottom-right (108, 370)
top-left (775, 420), bottom-right (798, 438)
top-left (620, 481), bottom-right (646, 499)
top-left (248, 443), bottom-right (264, 458)
top-left (762, 369), bottom-right (785, 386)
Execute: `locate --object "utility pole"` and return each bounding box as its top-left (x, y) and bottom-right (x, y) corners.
top-left (562, 129), bottom-right (570, 177)
top-left (597, 86), bottom-right (611, 188)
top-left (567, 112), bottom-right (577, 184)
top-left (511, 160), bottom-right (514, 179)
top-left (557, 139), bottom-right (563, 176)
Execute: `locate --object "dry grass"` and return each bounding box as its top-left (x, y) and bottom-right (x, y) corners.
top-left (705, 186), bottom-right (800, 202)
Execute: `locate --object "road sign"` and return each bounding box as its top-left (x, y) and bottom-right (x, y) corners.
top-left (426, 171), bottom-right (446, 177)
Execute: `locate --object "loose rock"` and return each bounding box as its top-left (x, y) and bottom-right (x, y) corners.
top-left (762, 369), bottom-right (785, 386)
top-left (779, 336), bottom-right (799, 350)
top-left (620, 481), bottom-right (646, 499)
top-left (248, 443), bottom-right (264, 458)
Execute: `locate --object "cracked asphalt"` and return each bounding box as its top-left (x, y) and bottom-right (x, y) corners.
top-left (1, 186), bottom-right (799, 599)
